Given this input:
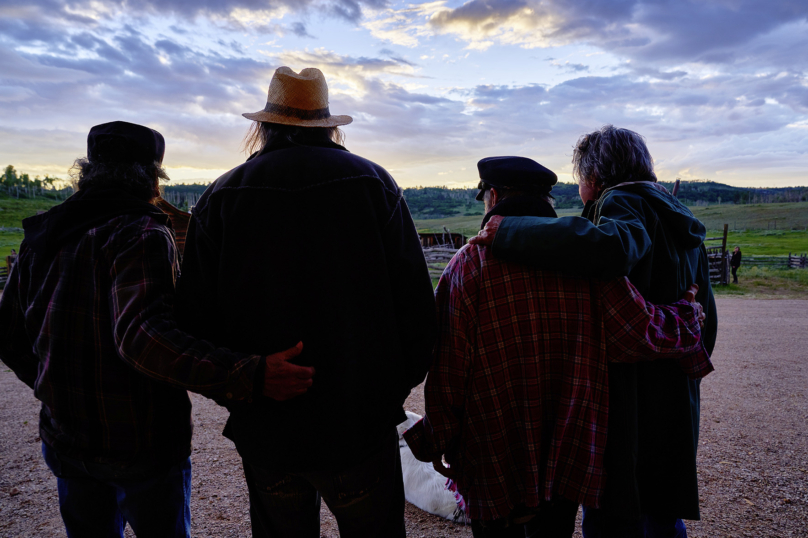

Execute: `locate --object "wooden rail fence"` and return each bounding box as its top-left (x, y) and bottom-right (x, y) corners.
top-left (423, 247), bottom-right (459, 279)
top-left (705, 224), bottom-right (729, 285)
top-left (743, 253), bottom-right (808, 269)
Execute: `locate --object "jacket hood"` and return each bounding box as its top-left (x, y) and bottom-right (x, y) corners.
top-left (601, 181), bottom-right (706, 249)
top-left (22, 187), bottom-right (170, 257)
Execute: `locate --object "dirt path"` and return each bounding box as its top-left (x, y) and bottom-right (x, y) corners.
top-left (1, 298), bottom-right (806, 537)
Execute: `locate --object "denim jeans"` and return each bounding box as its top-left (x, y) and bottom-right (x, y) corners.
top-left (41, 442), bottom-right (191, 538)
top-left (243, 427), bottom-right (405, 538)
top-left (582, 506), bottom-right (688, 538)
top-left (470, 497), bottom-right (579, 538)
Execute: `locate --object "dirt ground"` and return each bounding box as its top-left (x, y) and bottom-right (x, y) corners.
top-left (1, 298), bottom-right (807, 537)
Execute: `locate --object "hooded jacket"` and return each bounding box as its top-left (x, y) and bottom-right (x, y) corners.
top-left (175, 137), bottom-right (436, 473)
top-left (491, 181), bottom-right (717, 520)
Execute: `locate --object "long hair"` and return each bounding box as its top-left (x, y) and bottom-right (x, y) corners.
top-left (572, 125), bottom-right (657, 188)
top-left (242, 121), bottom-right (345, 155)
top-left (70, 158), bottom-right (169, 202)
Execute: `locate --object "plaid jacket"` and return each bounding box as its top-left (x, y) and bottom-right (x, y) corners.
top-left (404, 244), bottom-right (712, 520)
top-left (0, 210), bottom-right (261, 465)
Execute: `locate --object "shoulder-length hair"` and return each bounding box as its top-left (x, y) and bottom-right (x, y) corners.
top-left (242, 121), bottom-right (345, 155)
top-left (70, 158), bottom-right (168, 202)
top-left (572, 125), bottom-right (657, 188)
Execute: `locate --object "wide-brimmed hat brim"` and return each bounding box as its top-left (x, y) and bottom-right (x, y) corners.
top-left (242, 110), bottom-right (353, 128)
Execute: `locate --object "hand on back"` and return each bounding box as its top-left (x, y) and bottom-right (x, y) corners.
top-left (263, 342), bottom-right (315, 401)
top-left (683, 284), bottom-right (706, 328)
top-left (468, 215), bottom-right (503, 246)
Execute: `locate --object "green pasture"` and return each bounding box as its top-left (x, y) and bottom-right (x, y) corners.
top-left (713, 266), bottom-right (808, 299)
top-left (417, 202), bottom-right (808, 296)
top-left (0, 197), bottom-right (62, 256)
top-left (416, 203), bottom-right (808, 257)
top-left (2, 196), bottom-right (805, 299)
top-left (690, 202), bottom-right (808, 231)
top-left (718, 230), bottom-right (807, 256)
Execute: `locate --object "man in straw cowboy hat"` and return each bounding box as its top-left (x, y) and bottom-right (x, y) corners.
top-left (175, 67), bottom-right (436, 537)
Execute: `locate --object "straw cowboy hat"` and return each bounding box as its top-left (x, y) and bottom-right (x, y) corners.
top-left (243, 66), bottom-right (352, 128)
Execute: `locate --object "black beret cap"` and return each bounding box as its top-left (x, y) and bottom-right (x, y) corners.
top-left (88, 121), bottom-right (166, 166)
top-left (476, 156), bottom-right (558, 201)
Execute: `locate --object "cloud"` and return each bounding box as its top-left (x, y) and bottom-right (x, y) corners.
top-left (1, 0), bottom-right (806, 188)
top-left (364, 0), bottom-right (808, 71)
top-left (551, 60), bottom-right (588, 73)
top-left (0, 0), bottom-right (390, 31)
top-left (364, 0), bottom-right (558, 50)
top-left (289, 22), bottom-right (315, 38)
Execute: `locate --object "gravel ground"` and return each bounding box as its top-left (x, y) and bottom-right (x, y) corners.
top-left (1, 298), bottom-right (807, 537)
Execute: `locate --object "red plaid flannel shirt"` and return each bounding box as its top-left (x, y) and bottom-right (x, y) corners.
top-left (404, 244), bottom-right (712, 521)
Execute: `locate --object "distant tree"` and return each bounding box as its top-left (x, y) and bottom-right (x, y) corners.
top-left (2, 165), bottom-right (18, 187)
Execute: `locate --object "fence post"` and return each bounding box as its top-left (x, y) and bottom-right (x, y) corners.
top-left (724, 251), bottom-right (731, 285)
top-left (721, 224), bottom-right (728, 285)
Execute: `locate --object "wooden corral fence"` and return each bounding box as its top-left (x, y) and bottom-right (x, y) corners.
top-left (418, 229), bottom-right (466, 249)
top-left (1, 254), bottom-right (16, 288)
top-left (743, 253), bottom-right (808, 269)
top-left (705, 224), bottom-right (729, 285)
top-left (423, 247), bottom-right (458, 279)
top-left (788, 253), bottom-right (807, 269)
top-left (418, 229), bottom-right (464, 279)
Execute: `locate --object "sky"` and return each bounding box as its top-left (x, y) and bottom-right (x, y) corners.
top-left (1, 0), bottom-right (807, 188)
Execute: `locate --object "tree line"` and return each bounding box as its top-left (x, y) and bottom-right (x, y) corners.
top-left (4, 165), bottom-right (808, 212)
top-left (1, 165), bottom-right (71, 200)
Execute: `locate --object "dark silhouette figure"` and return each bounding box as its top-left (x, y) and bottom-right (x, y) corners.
top-left (731, 247), bottom-right (742, 284)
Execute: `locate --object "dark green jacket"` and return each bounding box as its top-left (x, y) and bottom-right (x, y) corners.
top-left (492, 182), bottom-right (717, 520)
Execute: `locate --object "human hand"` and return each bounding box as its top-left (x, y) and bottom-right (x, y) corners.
top-left (467, 215), bottom-right (504, 246)
top-left (263, 342), bottom-right (315, 401)
top-left (683, 284), bottom-right (705, 328)
top-left (432, 457), bottom-right (456, 480)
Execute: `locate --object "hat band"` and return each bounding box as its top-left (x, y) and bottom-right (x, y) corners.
top-left (263, 102), bottom-right (331, 120)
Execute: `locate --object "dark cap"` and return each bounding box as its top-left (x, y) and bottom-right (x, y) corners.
top-left (475, 156), bottom-right (557, 201)
top-left (88, 121), bottom-right (166, 166)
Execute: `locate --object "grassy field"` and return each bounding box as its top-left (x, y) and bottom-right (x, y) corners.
top-left (416, 204), bottom-right (808, 256)
top-left (2, 197), bottom-right (807, 296)
top-left (416, 202), bottom-right (808, 296)
top-left (690, 202), bottom-right (808, 231)
top-left (0, 197), bottom-right (62, 256)
top-left (713, 266), bottom-right (808, 299)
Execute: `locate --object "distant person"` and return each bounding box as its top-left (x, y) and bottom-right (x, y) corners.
top-left (0, 121), bottom-right (313, 538)
top-left (470, 126), bottom-right (717, 538)
top-left (731, 246), bottom-right (742, 284)
top-left (175, 67), bottom-right (436, 537)
top-left (405, 156), bottom-right (713, 538)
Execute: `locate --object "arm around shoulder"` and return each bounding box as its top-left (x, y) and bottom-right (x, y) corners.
top-left (492, 194), bottom-right (652, 278)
